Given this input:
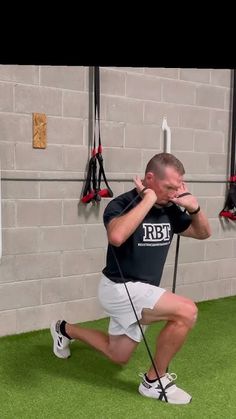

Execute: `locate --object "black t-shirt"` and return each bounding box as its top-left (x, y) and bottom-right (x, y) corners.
top-left (102, 188), bottom-right (192, 287)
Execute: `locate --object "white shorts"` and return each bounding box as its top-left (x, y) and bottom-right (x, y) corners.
top-left (98, 274), bottom-right (166, 342)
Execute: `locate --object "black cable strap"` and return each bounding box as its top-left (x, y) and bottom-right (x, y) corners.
top-left (110, 192), bottom-right (168, 402)
top-left (111, 245), bottom-right (168, 402)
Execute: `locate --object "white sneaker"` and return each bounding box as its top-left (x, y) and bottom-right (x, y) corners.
top-left (138, 372), bottom-right (192, 405)
top-left (50, 320), bottom-right (71, 359)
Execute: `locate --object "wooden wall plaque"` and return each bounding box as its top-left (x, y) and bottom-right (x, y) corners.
top-left (33, 113), bottom-right (47, 149)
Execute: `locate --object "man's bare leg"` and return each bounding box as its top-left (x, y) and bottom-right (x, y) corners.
top-left (141, 291), bottom-right (198, 379)
top-left (66, 323), bottom-right (139, 365)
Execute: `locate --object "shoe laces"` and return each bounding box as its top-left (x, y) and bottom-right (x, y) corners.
top-left (165, 372), bottom-right (177, 382)
top-left (55, 320), bottom-right (62, 334)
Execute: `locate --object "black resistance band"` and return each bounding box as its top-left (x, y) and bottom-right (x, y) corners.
top-left (110, 191), bottom-right (168, 402)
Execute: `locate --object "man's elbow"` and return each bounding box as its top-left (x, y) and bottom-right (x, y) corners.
top-left (108, 232), bottom-right (124, 247)
top-left (199, 228), bottom-right (211, 240)
top-left (200, 233), bottom-right (211, 240)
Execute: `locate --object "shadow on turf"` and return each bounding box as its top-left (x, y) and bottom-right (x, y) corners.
top-left (1, 333), bottom-right (140, 395)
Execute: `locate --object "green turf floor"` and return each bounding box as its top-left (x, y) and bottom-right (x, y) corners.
top-left (1, 296), bottom-right (236, 419)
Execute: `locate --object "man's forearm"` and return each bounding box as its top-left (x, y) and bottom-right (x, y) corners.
top-left (188, 209), bottom-right (211, 239)
top-left (107, 191), bottom-right (156, 246)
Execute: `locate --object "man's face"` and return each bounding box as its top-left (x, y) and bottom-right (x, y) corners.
top-left (148, 166), bottom-right (183, 205)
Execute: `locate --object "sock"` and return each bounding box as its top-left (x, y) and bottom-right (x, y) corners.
top-left (145, 373), bottom-right (160, 383)
top-left (60, 320), bottom-right (72, 340)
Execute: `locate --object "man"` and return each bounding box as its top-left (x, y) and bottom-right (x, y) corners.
top-left (50, 153), bottom-right (211, 405)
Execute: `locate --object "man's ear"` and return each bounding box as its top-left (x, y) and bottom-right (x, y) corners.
top-left (145, 171), bottom-right (155, 186)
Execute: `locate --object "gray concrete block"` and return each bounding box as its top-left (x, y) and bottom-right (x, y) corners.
top-left (63, 248), bottom-right (105, 276)
top-left (162, 80), bottom-right (195, 105)
top-left (0, 281), bottom-right (41, 310)
top-left (47, 117), bottom-right (84, 145)
top-left (180, 69), bottom-right (210, 83)
top-left (0, 83), bottom-right (13, 111)
top-left (17, 200), bottom-right (62, 226)
top-left (126, 74), bottom-right (161, 101)
top-left (15, 85), bottom-right (62, 115)
top-left (0, 65), bottom-right (39, 84)
top-left (41, 66), bottom-right (85, 90)
top-left (15, 144), bottom-right (63, 171)
top-left (0, 113), bottom-right (32, 142)
top-left (3, 227), bottom-right (40, 255)
top-left (0, 310), bottom-right (17, 336)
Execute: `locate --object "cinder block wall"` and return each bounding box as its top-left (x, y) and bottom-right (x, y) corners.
top-left (0, 66), bottom-right (235, 336)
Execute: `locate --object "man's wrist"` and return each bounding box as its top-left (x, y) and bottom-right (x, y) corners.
top-left (140, 187), bottom-right (157, 205)
top-left (139, 187), bottom-right (148, 198)
top-left (188, 205), bottom-right (201, 215)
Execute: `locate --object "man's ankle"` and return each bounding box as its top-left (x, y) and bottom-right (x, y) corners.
top-left (60, 320), bottom-right (72, 340)
top-left (145, 373), bottom-right (165, 383)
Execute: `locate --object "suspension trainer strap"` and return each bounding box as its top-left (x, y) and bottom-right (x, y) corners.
top-left (94, 67), bottom-right (113, 199)
top-left (219, 69), bottom-right (236, 220)
top-left (82, 66), bottom-right (113, 203)
top-left (81, 156), bottom-right (95, 202)
top-left (97, 153), bottom-right (113, 197)
top-left (94, 66), bottom-right (102, 155)
top-left (219, 176), bottom-right (236, 220)
top-left (81, 68), bottom-right (98, 203)
top-left (230, 69), bottom-right (236, 176)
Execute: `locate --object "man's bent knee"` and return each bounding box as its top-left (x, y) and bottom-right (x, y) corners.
top-left (108, 334), bottom-right (138, 365)
top-left (183, 301), bottom-right (198, 329)
top-left (108, 350), bottom-right (131, 365)
top-left (192, 304), bottom-right (198, 327)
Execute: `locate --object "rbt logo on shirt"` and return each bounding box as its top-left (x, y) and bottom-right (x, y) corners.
top-left (138, 223), bottom-right (171, 247)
